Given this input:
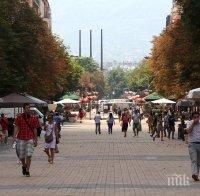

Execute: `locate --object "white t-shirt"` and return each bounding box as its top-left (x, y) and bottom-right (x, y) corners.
top-left (187, 120), bottom-right (200, 143)
top-left (94, 114), bottom-right (101, 123)
top-left (132, 113), bottom-right (140, 123)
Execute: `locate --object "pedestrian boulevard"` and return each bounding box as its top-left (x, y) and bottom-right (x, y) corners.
top-left (0, 120), bottom-right (200, 196)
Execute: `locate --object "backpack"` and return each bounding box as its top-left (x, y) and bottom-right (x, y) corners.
top-left (168, 116), bottom-right (175, 126)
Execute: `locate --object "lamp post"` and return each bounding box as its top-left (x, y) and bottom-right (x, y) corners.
top-left (112, 91), bottom-right (115, 99)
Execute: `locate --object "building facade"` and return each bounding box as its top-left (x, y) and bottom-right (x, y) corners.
top-left (26, 0), bottom-right (51, 30)
top-left (170, 0), bottom-right (182, 23)
top-left (166, 0), bottom-right (182, 27)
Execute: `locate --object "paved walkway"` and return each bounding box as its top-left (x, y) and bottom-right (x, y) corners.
top-left (0, 120), bottom-right (200, 196)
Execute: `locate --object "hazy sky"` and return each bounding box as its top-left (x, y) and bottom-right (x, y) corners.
top-left (48, 0), bottom-right (172, 63)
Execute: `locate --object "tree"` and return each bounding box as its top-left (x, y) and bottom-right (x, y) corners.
top-left (126, 59), bottom-right (153, 92)
top-left (106, 67), bottom-right (128, 98)
top-left (76, 56), bottom-right (106, 98)
top-left (0, 0), bottom-right (83, 99)
top-left (76, 57), bottom-right (99, 73)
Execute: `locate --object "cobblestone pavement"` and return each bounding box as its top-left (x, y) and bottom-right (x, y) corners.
top-left (0, 120), bottom-right (200, 196)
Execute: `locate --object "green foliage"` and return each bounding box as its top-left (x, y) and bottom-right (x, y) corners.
top-left (76, 57), bottom-right (99, 73)
top-left (106, 67), bottom-right (127, 98)
top-left (91, 71), bottom-right (106, 98)
top-left (150, 0), bottom-right (200, 98)
top-left (76, 56), bottom-right (106, 98)
top-left (181, 0), bottom-right (200, 43)
top-left (65, 58), bottom-right (84, 91)
top-left (0, 0), bottom-right (84, 99)
top-left (126, 60), bottom-right (153, 92)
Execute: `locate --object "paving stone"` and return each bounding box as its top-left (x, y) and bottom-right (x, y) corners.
top-left (0, 119), bottom-right (199, 195)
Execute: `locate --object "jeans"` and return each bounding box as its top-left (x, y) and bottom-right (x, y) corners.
top-left (163, 124), bottom-right (168, 137)
top-left (133, 122), bottom-right (141, 136)
top-left (168, 125), bottom-right (175, 139)
top-left (108, 123), bottom-right (113, 134)
top-left (188, 143), bottom-right (200, 175)
top-left (95, 123), bottom-right (101, 134)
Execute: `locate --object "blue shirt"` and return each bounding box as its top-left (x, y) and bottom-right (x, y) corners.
top-left (53, 116), bottom-right (61, 124)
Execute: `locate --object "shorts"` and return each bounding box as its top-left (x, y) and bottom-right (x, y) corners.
top-left (16, 140), bottom-right (34, 159)
top-left (122, 123), bottom-right (128, 132)
top-left (133, 122), bottom-right (139, 130)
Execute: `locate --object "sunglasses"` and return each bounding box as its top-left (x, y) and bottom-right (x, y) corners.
top-left (194, 115), bottom-right (199, 118)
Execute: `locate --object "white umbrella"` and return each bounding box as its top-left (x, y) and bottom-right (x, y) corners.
top-left (151, 98), bottom-right (176, 104)
top-left (187, 87), bottom-right (200, 99)
top-left (56, 99), bottom-right (80, 104)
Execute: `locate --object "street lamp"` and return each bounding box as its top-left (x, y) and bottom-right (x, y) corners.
top-left (112, 91), bottom-right (115, 98)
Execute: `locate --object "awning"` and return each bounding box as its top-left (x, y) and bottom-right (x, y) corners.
top-left (0, 93), bottom-right (47, 107)
top-left (56, 99), bottom-right (80, 104)
top-left (144, 92), bottom-right (163, 101)
top-left (151, 98), bottom-right (176, 104)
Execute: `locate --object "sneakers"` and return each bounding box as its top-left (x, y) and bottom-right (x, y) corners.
top-left (22, 166), bottom-right (26, 176)
top-left (22, 165), bottom-right (30, 177)
top-left (192, 174), bottom-right (199, 182)
top-left (25, 171), bottom-right (30, 177)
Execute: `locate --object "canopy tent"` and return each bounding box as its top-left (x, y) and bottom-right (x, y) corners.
top-left (144, 92), bottom-right (163, 101)
top-left (24, 94), bottom-right (47, 105)
top-left (56, 99), bottom-right (80, 104)
top-left (176, 99), bottom-right (195, 107)
top-left (60, 93), bottom-right (79, 100)
top-left (187, 87), bottom-right (200, 99)
top-left (151, 98), bottom-right (176, 104)
top-left (0, 93), bottom-right (47, 107)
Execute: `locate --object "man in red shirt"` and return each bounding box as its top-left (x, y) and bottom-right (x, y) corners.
top-left (13, 103), bottom-right (38, 177)
top-left (0, 113), bottom-right (8, 143)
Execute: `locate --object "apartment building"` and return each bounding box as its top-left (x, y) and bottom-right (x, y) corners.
top-left (171, 0), bottom-right (182, 23)
top-left (166, 0), bottom-right (182, 27)
top-left (27, 0), bottom-right (51, 30)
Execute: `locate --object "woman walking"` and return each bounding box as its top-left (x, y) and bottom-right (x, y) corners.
top-left (42, 114), bottom-right (58, 164)
top-left (107, 113), bottom-right (115, 134)
top-left (78, 108), bottom-right (85, 123)
top-left (146, 111), bottom-right (153, 134)
top-left (153, 113), bottom-right (164, 141)
top-left (121, 108), bottom-right (131, 137)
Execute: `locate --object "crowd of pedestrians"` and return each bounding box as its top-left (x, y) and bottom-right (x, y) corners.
top-left (146, 108), bottom-right (200, 182)
top-left (93, 107), bottom-right (142, 138)
top-left (1, 102), bottom-right (199, 183)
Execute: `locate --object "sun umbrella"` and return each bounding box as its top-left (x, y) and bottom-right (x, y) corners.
top-left (151, 98), bottom-right (176, 104)
top-left (187, 88), bottom-right (200, 99)
top-left (56, 99), bottom-right (80, 104)
top-left (144, 92), bottom-right (163, 101)
top-left (176, 99), bottom-right (194, 107)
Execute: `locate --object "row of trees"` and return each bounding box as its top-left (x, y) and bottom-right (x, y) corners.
top-left (106, 60), bottom-right (152, 98)
top-left (149, 0), bottom-right (200, 98)
top-left (0, 0), bottom-right (105, 100)
top-left (105, 0), bottom-right (200, 100)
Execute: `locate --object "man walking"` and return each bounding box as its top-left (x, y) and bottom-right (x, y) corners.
top-left (94, 111), bottom-right (102, 134)
top-left (132, 109), bottom-right (141, 137)
top-left (186, 112), bottom-right (200, 181)
top-left (167, 111), bottom-right (176, 139)
top-left (13, 103), bottom-right (38, 177)
top-left (0, 113), bottom-right (8, 143)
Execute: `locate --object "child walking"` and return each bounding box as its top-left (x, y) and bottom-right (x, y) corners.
top-left (42, 114), bottom-right (58, 164)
